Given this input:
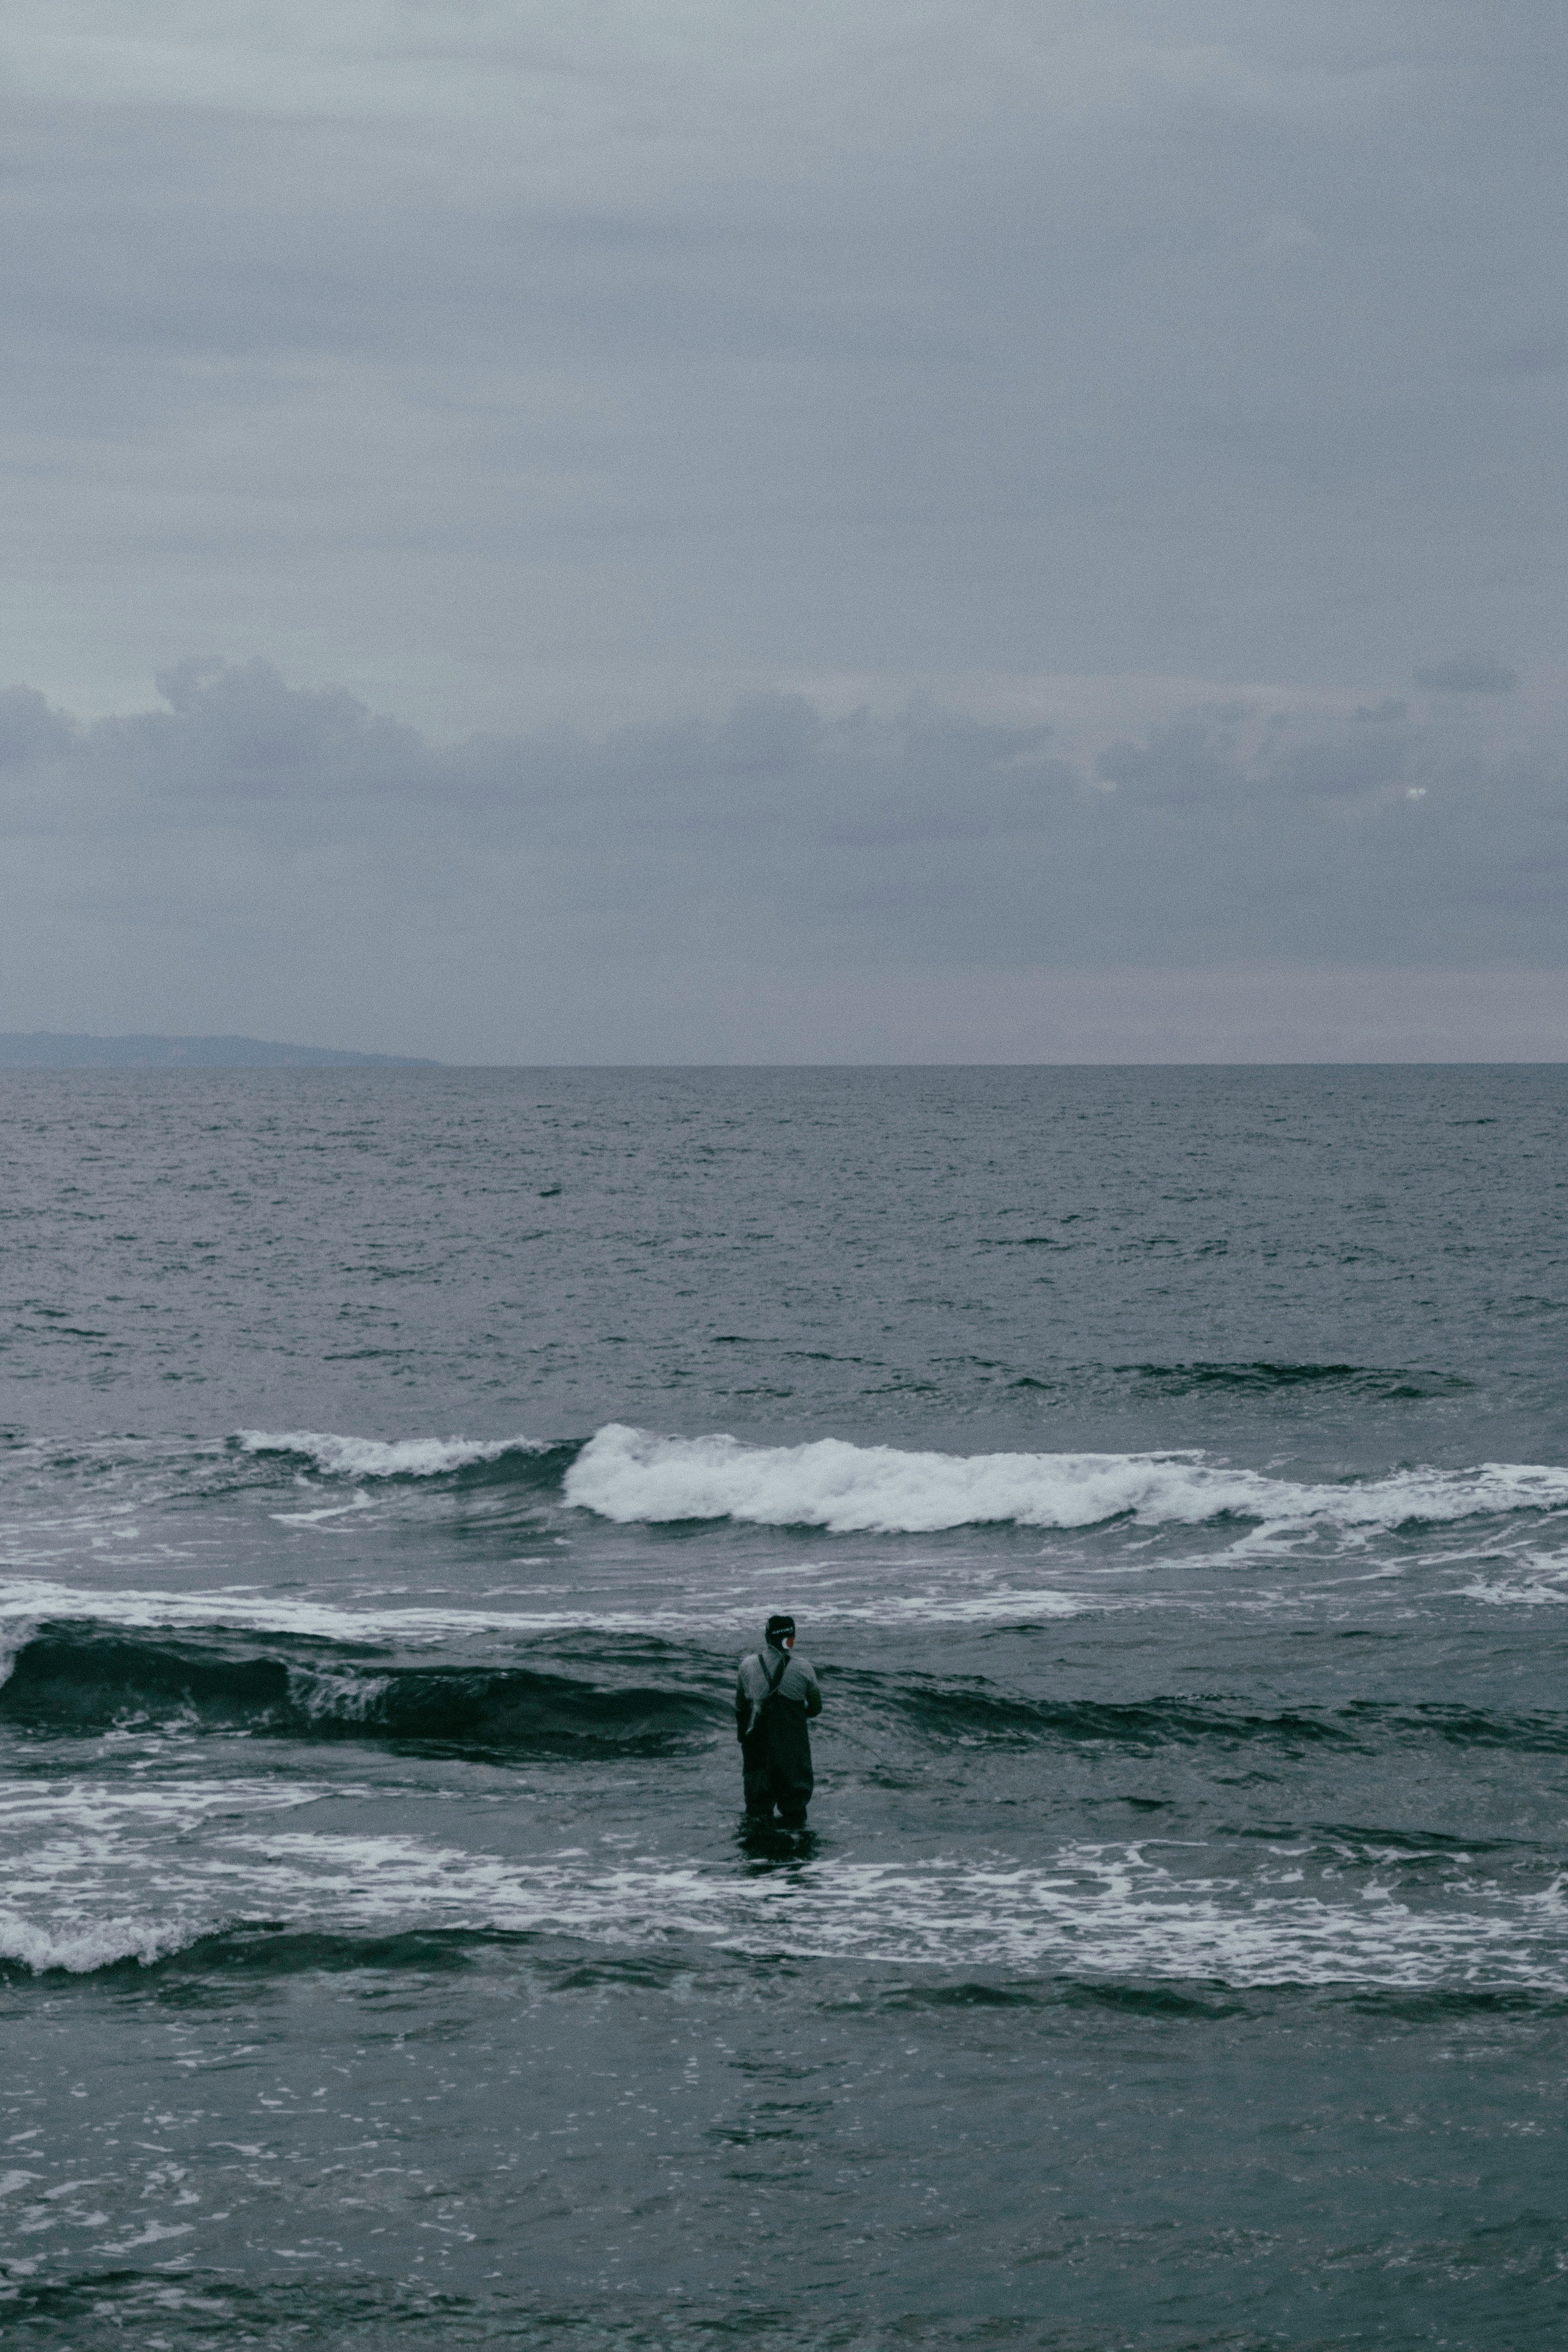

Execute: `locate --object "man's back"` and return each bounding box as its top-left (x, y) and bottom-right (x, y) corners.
top-left (736, 1617), bottom-right (821, 1826)
top-left (737, 1641), bottom-right (822, 1724)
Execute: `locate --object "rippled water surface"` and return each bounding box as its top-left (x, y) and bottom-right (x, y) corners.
top-left (2, 1066), bottom-right (1567, 2349)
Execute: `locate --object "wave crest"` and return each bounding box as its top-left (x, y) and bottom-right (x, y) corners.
top-left (0, 1628), bottom-right (720, 1756)
top-left (0, 1909), bottom-right (206, 1975)
top-left (563, 1424), bottom-right (1568, 1536)
top-left (9, 1847), bottom-right (1565, 1991)
top-left (234, 1429), bottom-right (561, 1481)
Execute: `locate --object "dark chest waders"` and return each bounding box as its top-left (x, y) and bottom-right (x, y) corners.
top-left (742, 1649), bottom-right (815, 1817)
top-left (742, 1645), bottom-right (792, 1750)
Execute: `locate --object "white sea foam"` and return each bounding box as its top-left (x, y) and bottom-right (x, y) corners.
top-left (0, 1576), bottom-right (715, 1648)
top-left (0, 1775), bottom-right (344, 1838)
top-left (6, 1822), bottom-right (1564, 1990)
top-left (286, 1664), bottom-right (394, 1722)
top-left (1456, 1576), bottom-right (1568, 1607)
top-left (565, 1424), bottom-right (1568, 1536)
top-left (236, 1430), bottom-right (543, 1479)
top-left (0, 1573), bottom-right (1094, 1650)
top-left (272, 1492), bottom-right (377, 1527)
top-left (0, 1777), bottom-right (373, 1972)
top-left (0, 1911), bottom-right (210, 1974)
top-left (0, 1618), bottom-right (35, 1692)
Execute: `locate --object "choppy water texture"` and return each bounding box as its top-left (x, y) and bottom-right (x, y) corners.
top-left (2, 1065), bottom-right (1567, 2351)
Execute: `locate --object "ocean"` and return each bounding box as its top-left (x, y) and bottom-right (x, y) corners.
top-left (2, 1065), bottom-right (1566, 2350)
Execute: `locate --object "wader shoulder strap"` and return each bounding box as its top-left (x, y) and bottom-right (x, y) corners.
top-left (744, 1648), bottom-right (791, 1737)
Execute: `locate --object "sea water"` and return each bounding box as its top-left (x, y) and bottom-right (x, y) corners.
top-left (1, 1065), bottom-right (1566, 2349)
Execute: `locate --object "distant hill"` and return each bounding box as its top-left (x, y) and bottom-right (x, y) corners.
top-left (0, 1033), bottom-right (440, 1069)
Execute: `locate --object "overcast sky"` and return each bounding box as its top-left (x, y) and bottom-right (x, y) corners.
top-left (2, 1), bottom-right (1564, 1060)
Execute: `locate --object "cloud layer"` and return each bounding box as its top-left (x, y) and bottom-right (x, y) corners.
top-left (1, 6), bottom-right (1564, 1052)
top-left (3, 3), bottom-right (1565, 737)
top-left (1, 658), bottom-right (1562, 1058)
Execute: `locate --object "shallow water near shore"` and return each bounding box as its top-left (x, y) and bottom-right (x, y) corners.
top-left (2, 1065), bottom-right (1567, 2349)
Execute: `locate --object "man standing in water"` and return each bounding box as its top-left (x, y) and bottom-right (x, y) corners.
top-left (736, 1613), bottom-right (822, 1827)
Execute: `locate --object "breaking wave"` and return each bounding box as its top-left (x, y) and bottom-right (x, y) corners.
top-left (564, 1423), bottom-right (1568, 1536)
top-left (0, 1628), bottom-right (719, 1756)
top-left (0, 1909), bottom-right (207, 1975)
top-left (234, 1429), bottom-right (572, 1483)
top-left (220, 1422), bottom-right (1568, 1541)
top-left (7, 1623), bottom-right (1566, 1762)
top-left (6, 1839), bottom-right (1567, 1991)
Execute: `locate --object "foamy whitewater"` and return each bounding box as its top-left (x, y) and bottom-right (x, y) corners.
top-left (562, 1422), bottom-right (1568, 1534)
top-left (3, 1065), bottom-right (1567, 2350)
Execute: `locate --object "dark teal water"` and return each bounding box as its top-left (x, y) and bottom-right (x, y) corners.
top-left (2, 1067), bottom-right (1567, 2350)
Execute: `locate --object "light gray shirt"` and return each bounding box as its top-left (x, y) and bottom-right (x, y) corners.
top-left (736, 1642), bottom-right (822, 1736)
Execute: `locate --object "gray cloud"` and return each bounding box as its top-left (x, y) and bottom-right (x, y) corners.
top-left (0, 658), bottom-right (1563, 1057)
top-left (2, 4), bottom-right (1566, 735)
top-left (1, 6), bottom-right (1565, 1055)
top-left (0, 686), bottom-right (77, 768)
top-left (1413, 654), bottom-right (1521, 694)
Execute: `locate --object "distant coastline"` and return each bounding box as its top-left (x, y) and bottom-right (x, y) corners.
top-left (0, 1033), bottom-right (440, 1069)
